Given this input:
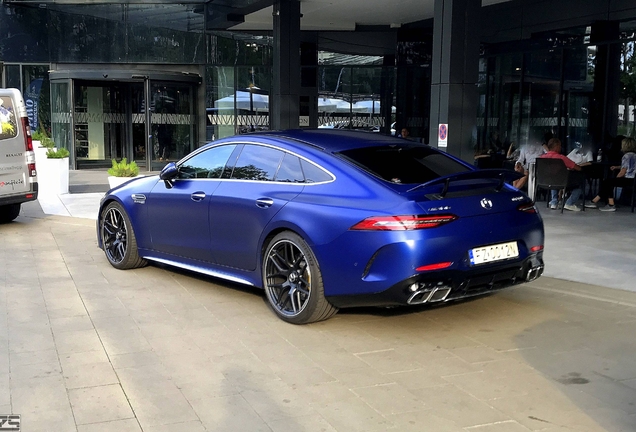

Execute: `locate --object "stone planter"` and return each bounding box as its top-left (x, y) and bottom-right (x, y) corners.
top-left (39, 156), bottom-right (70, 195)
top-left (33, 141), bottom-right (49, 167)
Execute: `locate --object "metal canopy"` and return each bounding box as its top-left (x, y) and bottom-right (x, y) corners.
top-left (5, 0), bottom-right (513, 32)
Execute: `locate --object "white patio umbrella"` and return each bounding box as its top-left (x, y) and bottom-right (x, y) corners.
top-left (353, 100), bottom-right (397, 114)
top-left (214, 91), bottom-right (269, 112)
top-left (318, 97), bottom-right (338, 113)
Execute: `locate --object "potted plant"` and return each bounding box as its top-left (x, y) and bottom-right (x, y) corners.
top-left (108, 158), bottom-right (140, 189)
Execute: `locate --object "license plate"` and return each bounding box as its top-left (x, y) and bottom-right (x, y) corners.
top-left (469, 241), bottom-right (519, 266)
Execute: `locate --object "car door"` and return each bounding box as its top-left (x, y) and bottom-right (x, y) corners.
top-left (147, 144), bottom-right (236, 262)
top-left (209, 145), bottom-right (304, 271)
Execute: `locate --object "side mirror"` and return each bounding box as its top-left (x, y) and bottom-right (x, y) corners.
top-left (160, 162), bottom-right (178, 181)
top-left (159, 162), bottom-right (178, 188)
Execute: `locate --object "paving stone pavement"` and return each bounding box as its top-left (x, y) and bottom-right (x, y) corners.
top-left (1, 208), bottom-right (636, 432)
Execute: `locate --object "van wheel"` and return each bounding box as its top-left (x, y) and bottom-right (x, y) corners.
top-left (0, 204), bottom-right (21, 223)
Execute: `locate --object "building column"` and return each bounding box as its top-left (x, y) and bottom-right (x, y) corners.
top-left (591, 21), bottom-right (621, 147)
top-left (380, 55), bottom-right (396, 135)
top-left (271, 0), bottom-right (301, 130)
top-left (300, 41), bottom-right (318, 128)
top-left (429, 0), bottom-right (480, 161)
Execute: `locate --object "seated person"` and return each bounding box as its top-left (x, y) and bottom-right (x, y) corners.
top-left (540, 138), bottom-right (585, 211)
top-left (586, 137), bottom-right (636, 212)
top-left (513, 132), bottom-right (546, 189)
top-left (566, 142), bottom-right (593, 167)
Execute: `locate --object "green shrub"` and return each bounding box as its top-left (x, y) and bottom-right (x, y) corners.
top-left (40, 136), bottom-right (56, 149)
top-left (108, 158), bottom-right (139, 177)
top-left (32, 130), bottom-right (46, 141)
top-left (46, 148), bottom-right (70, 159)
top-left (32, 131), bottom-right (55, 148)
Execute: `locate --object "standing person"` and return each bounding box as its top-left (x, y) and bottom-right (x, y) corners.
top-left (157, 123), bottom-right (172, 161)
top-left (586, 137), bottom-right (636, 212)
top-left (540, 138), bottom-right (585, 211)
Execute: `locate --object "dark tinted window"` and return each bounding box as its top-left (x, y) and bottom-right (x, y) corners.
top-left (275, 154), bottom-right (304, 182)
top-left (179, 145), bottom-right (236, 179)
top-left (338, 145), bottom-right (468, 184)
top-left (301, 160), bottom-right (333, 183)
top-left (231, 145), bottom-right (283, 181)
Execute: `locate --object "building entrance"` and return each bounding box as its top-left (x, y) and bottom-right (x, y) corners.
top-left (50, 70), bottom-right (200, 171)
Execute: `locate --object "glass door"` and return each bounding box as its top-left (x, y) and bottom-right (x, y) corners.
top-left (150, 82), bottom-right (196, 171)
top-left (130, 83), bottom-right (147, 169)
top-left (50, 80), bottom-right (72, 163)
top-left (74, 82), bottom-right (127, 169)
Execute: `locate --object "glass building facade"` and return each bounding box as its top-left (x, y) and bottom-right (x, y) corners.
top-left (1, 2), bottom-right (636, 169)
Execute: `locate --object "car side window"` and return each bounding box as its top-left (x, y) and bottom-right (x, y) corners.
top-left (275, 153), bottom-right (304, 182)
top-left (301, 160), bottom-right (332, 183)
top-left (178, 145), bottom-right (236, 179)
top-left (231, 145), bottom-right (284, 181)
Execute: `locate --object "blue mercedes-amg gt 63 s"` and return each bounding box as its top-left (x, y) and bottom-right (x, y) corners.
top-left (97, 129), bottom-right (544, 324)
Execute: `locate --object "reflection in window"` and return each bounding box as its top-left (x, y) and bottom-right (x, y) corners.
top-left (275, 154), bottom-right (304, 182)
top-left (231, 145), bottom-right (283, 181)
top-left (179, 145), bottom-right (236, 179)
top-left (0, 96), bottom-right (18, 140)
top-left (301, 160), bottom-right (332, 183)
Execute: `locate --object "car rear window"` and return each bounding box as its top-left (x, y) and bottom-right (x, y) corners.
top-left (337, 145), bottom-right (469, 184)
top-left (0, 96), bottom-right (18, 141)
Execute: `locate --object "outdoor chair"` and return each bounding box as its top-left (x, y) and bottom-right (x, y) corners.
top-left (618, 176), bottom-right (636, 213)
top-left (534, 158), bottom-right (585, 213)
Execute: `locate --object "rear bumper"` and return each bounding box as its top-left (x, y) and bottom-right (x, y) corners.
top-left (0, 183), bottom-right (38, 206)
top-left (326, 252), bottom-right (543, 308)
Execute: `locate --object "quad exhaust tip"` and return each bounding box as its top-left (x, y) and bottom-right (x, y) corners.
top-left (407, 286), bottom-right (452, 305)
top-left (526, 265), bottom-right (544, 282)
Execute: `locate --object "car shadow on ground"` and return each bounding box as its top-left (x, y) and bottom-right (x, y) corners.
top-left (151, 260), bottom-right (494, 322)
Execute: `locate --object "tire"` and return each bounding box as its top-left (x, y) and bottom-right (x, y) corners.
top-left (100, 201), bottom-right (146, 270)
top-left (0, 204), bottom-right (21, 223)
top-left (263, 231), bottom-right (338, 324)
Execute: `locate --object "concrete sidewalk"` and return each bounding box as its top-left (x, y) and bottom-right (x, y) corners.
top-left (3, 209), bottom-right (636, 432)
top-left (3, 170), bottom-right (636, 431)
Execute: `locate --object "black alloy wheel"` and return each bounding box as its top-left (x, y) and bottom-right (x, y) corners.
top-left (263, 231), bottom-right (337, 324)
top-left (100, 202), bottom-right (146, 269)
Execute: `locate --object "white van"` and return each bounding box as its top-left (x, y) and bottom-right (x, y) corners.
top-left (0, 88), bottom-right (38, 222)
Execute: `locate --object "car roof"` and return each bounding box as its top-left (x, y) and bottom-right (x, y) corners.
top-left (255, 129), bottom-right (409, 153)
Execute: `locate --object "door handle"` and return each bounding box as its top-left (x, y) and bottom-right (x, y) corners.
top-left (191, 192), bottom-right (206, 202)
top-left (256, 198), bottom-right (274, 208)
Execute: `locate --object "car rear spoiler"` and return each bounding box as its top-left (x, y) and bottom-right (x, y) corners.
top-left (407, 169), bottom-right (524, 197)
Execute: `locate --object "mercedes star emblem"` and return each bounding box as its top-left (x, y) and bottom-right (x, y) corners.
top-left (480, 198), bottom-right (493, 209)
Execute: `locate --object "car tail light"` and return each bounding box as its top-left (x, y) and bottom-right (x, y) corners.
top-left (21, 117), bottom-right (33, 152)
top-left (351, 214), bottom-right (458, 231)
top-left (530, 245), bottom-right (544, 252)
top-left (28, 163), bottom-right (36, 178)
top-left (517, 202), bottom-right (537, 213)
top-left (416, 262), bottom-right (453, 272)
